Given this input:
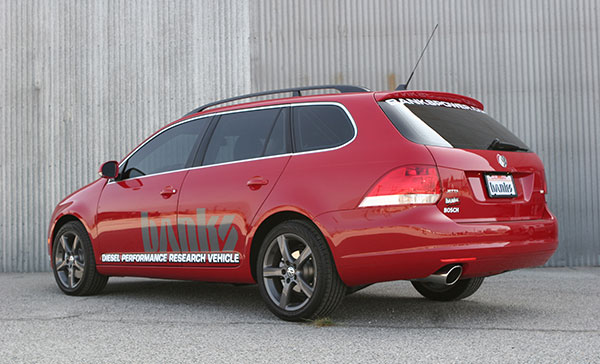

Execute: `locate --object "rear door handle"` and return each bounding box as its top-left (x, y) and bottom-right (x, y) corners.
top-left (160, 186), bottom-right (177, 198)
top-left (247, 177), bottom-right (269, 190)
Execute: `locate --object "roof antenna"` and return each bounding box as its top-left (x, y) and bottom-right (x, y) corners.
top-left (396, 24), bottom-right (439, 90)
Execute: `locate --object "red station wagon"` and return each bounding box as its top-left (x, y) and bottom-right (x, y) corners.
top-left (48, 85), bottom-right (558, 320)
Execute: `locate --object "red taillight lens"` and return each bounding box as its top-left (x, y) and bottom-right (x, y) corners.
top-left (359, 165), bottom-right (441, 207)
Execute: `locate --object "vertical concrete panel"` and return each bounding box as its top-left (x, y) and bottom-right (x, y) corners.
top-left (249, 0), bottom-right (600, 266)
top-left (0, 0), bottom-right (250, 272)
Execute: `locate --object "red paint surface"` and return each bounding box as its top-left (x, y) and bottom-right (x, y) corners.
top-left (48, 91), bottom-right (558, 286)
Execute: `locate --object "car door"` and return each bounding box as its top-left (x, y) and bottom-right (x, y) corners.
top-left (96, 116), bottom-right (212, 263)
top-left (176, 106), bottom-right (290, 271)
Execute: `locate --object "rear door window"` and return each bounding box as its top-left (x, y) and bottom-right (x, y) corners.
top-left (203, 107), bottom-right (288, 165)
top-left (292, 105), bottom-right (354, 152)
top-left (379, 99), bottom-right (529, 151)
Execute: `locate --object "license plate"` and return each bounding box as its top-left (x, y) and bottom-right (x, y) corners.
top-left (484, 174), bottom-right (517, 198)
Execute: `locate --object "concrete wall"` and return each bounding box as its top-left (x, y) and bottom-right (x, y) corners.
top-left (0, 0), bottom-right (251, 271)
top-left (1, 0), bottom-right (598, 271)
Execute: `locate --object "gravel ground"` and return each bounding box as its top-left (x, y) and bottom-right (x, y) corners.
top-left (0, 267), bottom-right (598, 363)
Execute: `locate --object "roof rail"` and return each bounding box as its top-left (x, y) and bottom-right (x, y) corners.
top-left (184, 84), bottom-right (370, 116)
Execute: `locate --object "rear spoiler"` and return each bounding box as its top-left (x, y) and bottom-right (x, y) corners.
top-left (374, 90), bottom-right (484, 111)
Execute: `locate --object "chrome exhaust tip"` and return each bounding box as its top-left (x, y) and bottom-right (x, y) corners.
top-left (416, 265), bottom-right (463, 286)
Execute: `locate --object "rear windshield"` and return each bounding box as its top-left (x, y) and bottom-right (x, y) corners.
top-left (379, 98), bottom-right (529, 151)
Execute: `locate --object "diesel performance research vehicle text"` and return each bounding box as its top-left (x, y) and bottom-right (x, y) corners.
top-left (48, 85), bottom-right (558, 321)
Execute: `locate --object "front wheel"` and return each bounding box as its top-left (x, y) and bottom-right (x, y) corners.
top-left (52, 221), bottom-right (108, 296)
top-left (257, 220), bottom-right (346, 321)
top-left (411, 277), bottom-right (485, 301)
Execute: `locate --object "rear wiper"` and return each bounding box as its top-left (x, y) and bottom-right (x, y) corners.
top-left (487, 138), bottom-right (528, 151)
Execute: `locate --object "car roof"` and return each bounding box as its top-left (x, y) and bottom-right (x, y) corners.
top-left (170, 89), bottom-right (485, 127)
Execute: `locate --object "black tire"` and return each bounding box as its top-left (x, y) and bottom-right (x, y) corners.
top-left (256, 220), bottom-right (346, 321)
top-left (411, 277), bottom-right (485, 301)
top-left (52, 221), bottom-right (108, 296)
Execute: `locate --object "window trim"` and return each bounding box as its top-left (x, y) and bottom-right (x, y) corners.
top-left (108, 102), bottom-right (357, 183)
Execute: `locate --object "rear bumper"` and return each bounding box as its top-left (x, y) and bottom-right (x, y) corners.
top-left (315, 205), bottom-right (558, 287)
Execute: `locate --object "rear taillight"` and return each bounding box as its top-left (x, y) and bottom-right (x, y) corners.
top-left (359, 165), bottom-right (441, 207)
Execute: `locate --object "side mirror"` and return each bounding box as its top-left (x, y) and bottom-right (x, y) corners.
top-left (99, 161), bottom-right (119, 179)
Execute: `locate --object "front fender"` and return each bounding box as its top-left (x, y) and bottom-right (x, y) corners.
top-left (47, 178), bottom-right (107, 256)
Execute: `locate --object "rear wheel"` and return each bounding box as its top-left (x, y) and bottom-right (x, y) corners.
top-left (411, 277), bottom-right (484, 301)
top-left (257, 220), bottom-right (346, 321)
top-left (52, 221), bottom-right (108, 295)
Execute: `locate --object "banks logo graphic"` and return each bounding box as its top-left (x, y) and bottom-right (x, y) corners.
top-left (141, 208), bottom-right (238, 253)
top-left (100, 208), bottom-right (241, 266)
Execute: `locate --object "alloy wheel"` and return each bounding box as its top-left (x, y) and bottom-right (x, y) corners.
top-left (54, 232), bottom-right (85, 289)
top-left (262, 233), bottom-right (316, 311)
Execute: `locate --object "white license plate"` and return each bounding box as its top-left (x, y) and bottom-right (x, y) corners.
top-left (484, 174), bottom-right (517, 198)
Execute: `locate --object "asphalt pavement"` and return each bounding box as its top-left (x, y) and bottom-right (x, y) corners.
top-left (0, 267), bottom-right (598, 363)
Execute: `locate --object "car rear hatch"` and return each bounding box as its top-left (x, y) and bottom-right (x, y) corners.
top-left (377, 91), bottom-right (547, 223)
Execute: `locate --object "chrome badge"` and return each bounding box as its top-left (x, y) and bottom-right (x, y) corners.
top-left (497, 154), bottom-right (507, 168)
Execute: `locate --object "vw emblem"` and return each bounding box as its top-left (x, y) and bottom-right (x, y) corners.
top-left (497, 154), bottom-right (507, 168)
top-left (286, 266), bottom-right (296, 278)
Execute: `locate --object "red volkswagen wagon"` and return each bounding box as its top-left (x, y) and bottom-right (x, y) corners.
top-left (48, 85), bottom-right (558, 320)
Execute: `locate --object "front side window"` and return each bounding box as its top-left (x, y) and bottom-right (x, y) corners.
top-left (292, 105), bottom-right (354, 152)
top-left (203, 108), bottom-right (288, 165)
top-left (121, 117), bottom-right (210, 179)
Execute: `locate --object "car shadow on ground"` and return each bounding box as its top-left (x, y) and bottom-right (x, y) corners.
top-left (335, 291), bottom-right (535, 326)
top-left (93, 278), bottom-right (537, 326)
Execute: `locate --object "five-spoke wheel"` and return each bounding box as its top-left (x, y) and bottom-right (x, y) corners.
top-left (54, 232), bottom-right (86, 289)
top-left (52, 221), bottom-right (108, 295)
top-left (262, 233), bottom-right (316, 311)
top-left (257, 220), bottom-right (346, 321)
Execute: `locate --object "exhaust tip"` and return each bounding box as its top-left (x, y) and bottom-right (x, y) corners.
top-left (414, 264), bottom-right (464, 286)
top-left (445, 265), bottom-right (463, 285)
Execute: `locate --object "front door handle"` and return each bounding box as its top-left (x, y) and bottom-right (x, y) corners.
top-left (160, 186), bottom-right (177, 198)
top-left (247, 177), bottom-right (269, 190)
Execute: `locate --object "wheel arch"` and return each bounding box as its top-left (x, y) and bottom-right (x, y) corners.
top-left (249, 210), bottom-right (338, 282)
top-left (50, 214), bottom-right (86, 255)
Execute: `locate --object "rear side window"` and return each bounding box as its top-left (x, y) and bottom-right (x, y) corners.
top-left (203, 108), bottom-right (288, 165)
top-left (292, 105), bottom-right (354, 152)
top-left (121, 117), bottom-right (210, 179)
top-left (379, 99), bottom-right (529, 151)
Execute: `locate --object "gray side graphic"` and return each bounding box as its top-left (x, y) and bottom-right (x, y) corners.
top-left (141, 208), bottom-right (239, 253)
top-left (220, 214), bottom-right (238, 252)
top-left (159, 218), bottom-right (180, 252)
top-left (206, 214), bottom-right (221, 252)
top-left (195, 209), bottom-right (210, 251)
top-left (177, 217), bottom-right (197, 251)
top-left (141, 212), bottom-right (159, 252)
